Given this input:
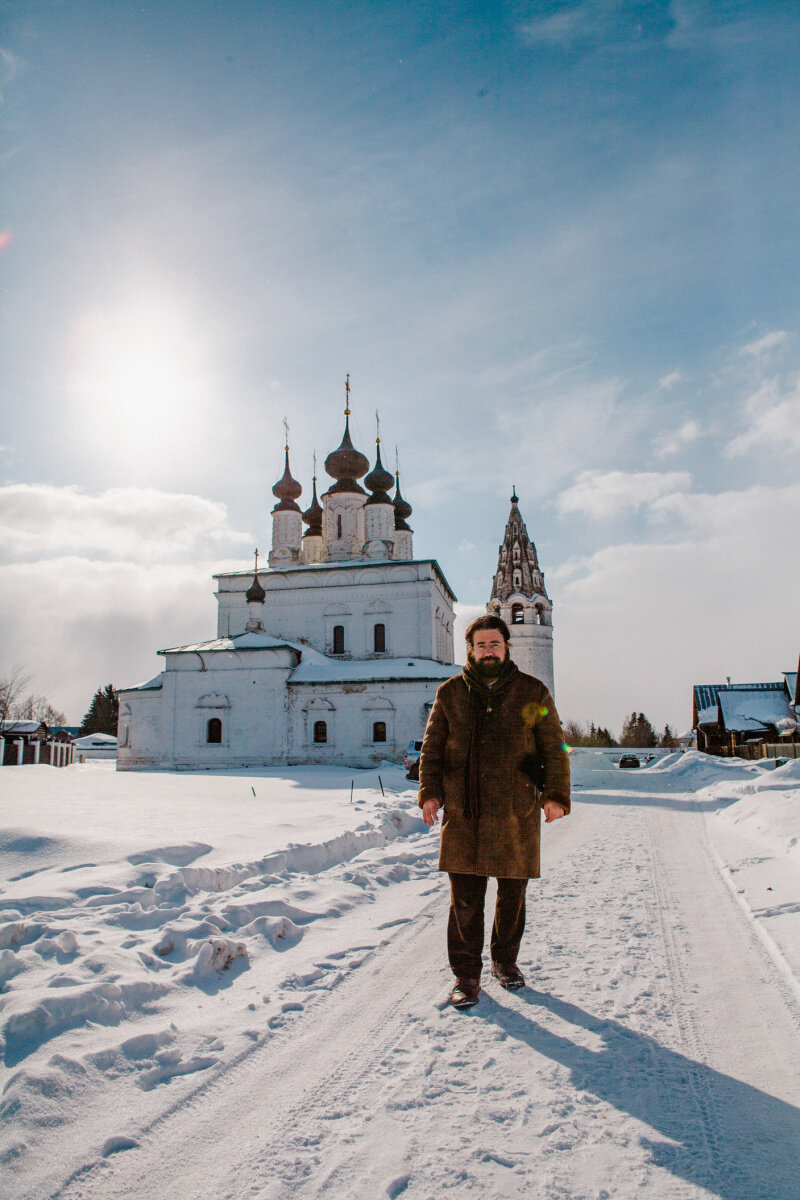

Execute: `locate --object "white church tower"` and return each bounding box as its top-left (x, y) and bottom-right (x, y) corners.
top-left (487, 489), bottom-right (555, 695)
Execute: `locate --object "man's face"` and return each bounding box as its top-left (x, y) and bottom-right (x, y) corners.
top-left (469, 630), bottom-right (508, 675)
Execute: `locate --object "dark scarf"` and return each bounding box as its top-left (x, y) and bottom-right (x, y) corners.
top-left (461, 656), bottom-right (519, 819)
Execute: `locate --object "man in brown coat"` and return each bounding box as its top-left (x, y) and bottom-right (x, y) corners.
top-left (418, 614), bottom-right (570, 1008)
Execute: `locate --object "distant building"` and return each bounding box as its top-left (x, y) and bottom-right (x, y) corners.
top-left (118, 384), bottom-right (459, 771)
top-left (692, 671), bottom-right (799, 756)
top-left (0, 721), bottom-right (75, 767)
top-left (72, 732), bottom-right (118, 761)
top-left (487, 490), bottom-right (555, 694)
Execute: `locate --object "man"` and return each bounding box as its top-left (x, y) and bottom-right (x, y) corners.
top-left (418, 614), bottom-right (570, 1009)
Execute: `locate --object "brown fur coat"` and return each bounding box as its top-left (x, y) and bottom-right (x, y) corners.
top-left (418, 662), bottom-right (570, 878)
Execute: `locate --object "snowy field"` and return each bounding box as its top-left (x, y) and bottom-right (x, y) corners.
top-left (2, 752), bottom-right (800, 1200)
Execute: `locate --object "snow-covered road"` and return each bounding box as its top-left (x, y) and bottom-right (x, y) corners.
top-left (3, 755), bottom-right (800, 1199)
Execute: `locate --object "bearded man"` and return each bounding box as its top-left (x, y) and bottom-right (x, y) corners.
top-left (418, 614), bottom-right (570, 1009)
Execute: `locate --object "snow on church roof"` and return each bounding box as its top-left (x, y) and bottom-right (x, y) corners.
top-left (289, 657), bottom-right (460, 685)
top-left (152, 633), bottom-right (459, 686)
top-left (157, 632), bottom-right (297, 655)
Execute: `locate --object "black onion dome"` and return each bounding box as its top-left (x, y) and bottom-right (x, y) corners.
top-left (302, 477), bottom-right (323, 537)
top-left (272, 448), bottom-right (302, 512)
top-left (246, 572), bottom-right (266, 604)
top-left (511, 485), bottom-right (519, 505)
top-left (365, 441), bottom-right (395, 506)
top-left (324, 413), bottom-right (369, 495)
top-left (393, 473), bottom-right (413, 530)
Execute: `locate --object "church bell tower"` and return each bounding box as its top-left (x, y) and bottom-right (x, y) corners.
top-left (487, 490), bottom-right (555, 695)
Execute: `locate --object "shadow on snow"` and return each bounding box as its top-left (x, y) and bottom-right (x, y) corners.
top-left (474, 989), bottom-right (800, 1200)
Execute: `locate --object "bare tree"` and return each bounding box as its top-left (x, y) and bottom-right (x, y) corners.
top-left (0, 665), bottom-right (33, 725)
top-left (1, 666), bottom-right (65, 728)
top-left (13, 693), bottom-right (67, 726)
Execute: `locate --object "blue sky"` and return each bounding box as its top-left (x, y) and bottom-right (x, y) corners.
top-left (2, 1), bottom-right (799, 731)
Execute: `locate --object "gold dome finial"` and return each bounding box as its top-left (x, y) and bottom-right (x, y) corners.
top-left (344, 374), bottom-right (351, 417)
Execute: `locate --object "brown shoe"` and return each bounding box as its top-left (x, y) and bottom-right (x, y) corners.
top-left (449, 976), bottom-right (480, 1009)
top-left (491, 961), bottom-right (525, 990)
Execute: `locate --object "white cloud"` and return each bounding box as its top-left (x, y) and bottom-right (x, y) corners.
top-left (0, 44), bottom-right (23, 92)
top-left (653, 419), bottom-right (702, 458)
top-left (453, 603), bottom-right (485, 664)
top-left (0, 484), bottom-right (253, 563)
top-left (658, 371), bottom-right (682, 390)
top-left (558, 469), bottom-right (692, 519)
top-left (0, 557), bottom-right (230, 722)
top-left (724, 377), bottom-right (800, 457)
top-left (739, 330), bottom-right (789, 357)
top-left (554, 480), bottom-right (800, 736)
top-left (0, 484), bottom-right (258, 720)
top-left (520, 1), bottom-right (628, 47)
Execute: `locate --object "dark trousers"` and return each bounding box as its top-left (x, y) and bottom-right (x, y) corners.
top-left (447, 873), bottom-right (527, 978)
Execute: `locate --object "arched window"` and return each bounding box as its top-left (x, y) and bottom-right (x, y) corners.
top-left (313, 720), bottom-right (327, 744)
top-left (207, 718), bottom-right (222, 744)
top-left (513, 543), bottom-right (520, 562)
top-left (511, 604), bottom-right (524, 625)
top-left (513, 569), bottom-right (522, 589)
top-left (373, 721), bottom-right (387, 743)
top-left (374, 623), bottom-right (386, 653)
top-left (333, 625), bottom-right (345, 654)
top-left (337, 513), bottom-right (343, 539)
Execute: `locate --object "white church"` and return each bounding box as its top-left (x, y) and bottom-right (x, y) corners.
top-left (117, 384), bottom-right (554, 770)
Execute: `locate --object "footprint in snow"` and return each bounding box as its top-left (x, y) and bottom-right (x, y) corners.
top-left (102, 1135), bottom-right (139, 1157)
top-left (386, 1175), bottom-right (410, 1198)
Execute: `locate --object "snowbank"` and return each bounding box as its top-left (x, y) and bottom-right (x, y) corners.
top-left (2, 752), bottom-right (800, 1199)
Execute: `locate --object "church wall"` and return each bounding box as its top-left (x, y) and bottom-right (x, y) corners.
top-left (117, 685), bottom-right (169, 770)
top-left (119, 660), bottom-right (455, 771)
top-left (287, 678), bottom-right (449, 768)
top-left (215, 562), bottom-right (455, 663)
top-left (118, 649), bottom-right (296, 770)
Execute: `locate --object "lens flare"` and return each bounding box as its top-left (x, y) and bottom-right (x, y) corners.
top-left (0, 231), bottom-right (14, 252)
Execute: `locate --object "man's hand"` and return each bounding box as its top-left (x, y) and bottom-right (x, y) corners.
top-left (422, 800), bottom-right (442, 826)
top-left (543, 801), bottom-right (566, 823)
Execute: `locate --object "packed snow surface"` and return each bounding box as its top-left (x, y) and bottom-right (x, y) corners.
top-left (2, 750), bottom-right (800, 1199)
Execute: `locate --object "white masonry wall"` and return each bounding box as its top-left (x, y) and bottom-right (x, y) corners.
top-left (215, 561), bottom-right (455, 664)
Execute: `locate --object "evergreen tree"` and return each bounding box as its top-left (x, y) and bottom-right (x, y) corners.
top-left (619, 712), bottom-right (657, 747)
top-left (659, 723), bottom-right (679, 748)
top-left (79, 685), bottom-right (119, 736)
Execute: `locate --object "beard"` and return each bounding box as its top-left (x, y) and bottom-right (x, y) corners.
top-left (467, 648), bottom-right (505, 679)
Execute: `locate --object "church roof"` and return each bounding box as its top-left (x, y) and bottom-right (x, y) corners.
top-left (393, 473), bottom-right (413, 530)
top-left (302, 476), bottom-right (323, 536)
top-left (158, 632), bottom-right (298, 655)
top-left (272, 447), bottom-right (303, 512)
top-left (153, 632), bottom-right (458, 685)
top-left (245, 572), bottom-right (266, 604)
top-left (364, 440), bottom-right (395, 506)
top-left (323, 384), bottom-right (369, 494)
top-left (491, 491), bottom-right (549, 603)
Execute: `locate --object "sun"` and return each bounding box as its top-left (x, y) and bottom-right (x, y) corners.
top-left (66, 290), bottom-right (214, 475)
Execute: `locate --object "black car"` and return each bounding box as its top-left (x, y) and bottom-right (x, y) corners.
top-left (617, 754), bottom-right (640, 769)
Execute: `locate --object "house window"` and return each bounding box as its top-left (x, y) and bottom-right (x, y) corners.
top-left (207, 718), bottom-right (222, 744)
top-left (511, 604), bottom-right (524, 625)
top-left (313, 720), bottom-right (328, 744)
top-left (374, 622), bottom-right (386, 653)
top-left (337, 513), bottom-right (343, 539)
top-left (333, 625), bottom-right (345, 654)
top-left (373, 721), bottom-right (387, 743)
